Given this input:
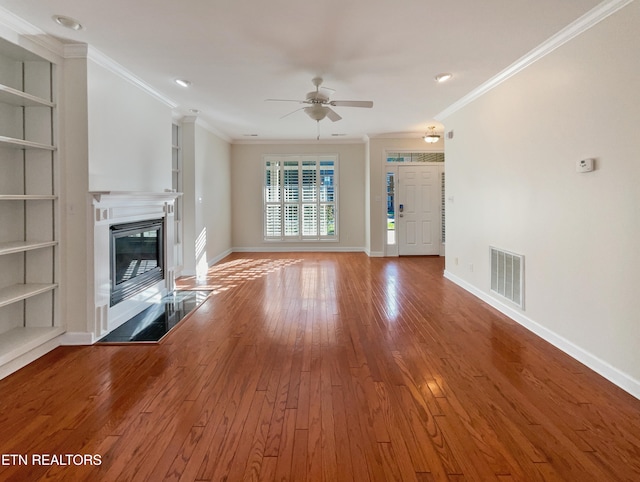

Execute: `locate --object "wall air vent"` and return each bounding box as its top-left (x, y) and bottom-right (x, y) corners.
top-left (490, 247), bottom-right (524, 308)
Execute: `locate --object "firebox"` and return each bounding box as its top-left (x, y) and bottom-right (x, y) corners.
top-left (110, 219), bottom-right (164, 306)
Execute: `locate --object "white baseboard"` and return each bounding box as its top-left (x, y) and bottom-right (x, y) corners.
top-left (178, 249), bottom-right (234, 277)
top-left (0, 335), bottom-right (62, 380)
top-left (182, 247), bottom-right (368, 274)
top-left (443, 270), bottom-right (640, 400)
top-left (231, 246), bottom-right (366, 253)
top-left (61, 332), bottom-right (95, 345)
top-left (366, 250), bottom-right (385, 257)
top-left (208, 248), bottom-right (233, 266)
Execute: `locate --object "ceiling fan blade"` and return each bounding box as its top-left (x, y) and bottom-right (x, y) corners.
top-left (265, 98), bottom-right (305, 103)
top-left (280, 107), bottom-right (305, 119)
top-left (329, 100), bottom-right (373, 108)
top-left (326, 107), bottom-right (342, 122)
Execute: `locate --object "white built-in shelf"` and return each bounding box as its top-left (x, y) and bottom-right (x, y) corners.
top-left (0, 326), bottom-right (65, 367)
top-left (0, 83), bottom-right (55, 107)
top-left (0, 35), bottom-right (60, 379)
top-left (0, 241), bottom-right (57, 256)
top-left (0, 135), bottom-right (56, 151)
top-left (0, 194), bottom-right (57, 200)
top-left (0, 283), bottom-right (57, 309)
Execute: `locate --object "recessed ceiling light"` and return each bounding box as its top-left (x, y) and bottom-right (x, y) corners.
top-left (188, 109), bottom-right (200, 114)
top-left (435, 73), bottom-right (453, 83)
top-left (243, 134), bottom-right (258, 137)
top-left (331, 134), bottom-right (347, 137)
top-left (175, 79), bottom-right (191, 88)
top-left (53, 15), bottom-right (83, 31)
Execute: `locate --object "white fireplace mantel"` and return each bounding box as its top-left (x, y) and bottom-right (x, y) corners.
top-left (89, 191), bottom-right (181, 341)
top-left (90, 190), bottom-right (182, 203)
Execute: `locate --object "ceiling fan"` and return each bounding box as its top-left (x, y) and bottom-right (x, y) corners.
top-left (266, 77), bottom-right (373, 124)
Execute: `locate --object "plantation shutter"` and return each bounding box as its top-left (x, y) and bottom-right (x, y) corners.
top-left (319, 159), bottom-right (336, 236)
top-left (264, 160), bottom-right (282, 238)
top-left (263, 155), bottom-right (338, 240)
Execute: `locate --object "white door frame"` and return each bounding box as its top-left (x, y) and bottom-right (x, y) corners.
top-left (383, 158), bottom-right (444, 257)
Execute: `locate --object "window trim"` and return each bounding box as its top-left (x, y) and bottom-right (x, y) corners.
top-left (263, 154), bottom-right (339, 242)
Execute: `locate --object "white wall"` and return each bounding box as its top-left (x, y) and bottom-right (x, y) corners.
top-left (443, 1), bottom-right (640, 393)
top-left (60, 56), bottom-right (91, 333)
top-left (86, 59), bottom-right (172, 192)
top-left (230, 142), bottom-right (366, 251)
top-left (182, 119), bottom-right (232, 276)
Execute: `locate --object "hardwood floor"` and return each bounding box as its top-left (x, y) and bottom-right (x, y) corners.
top-left (1, 252), bottom-right (639, 481)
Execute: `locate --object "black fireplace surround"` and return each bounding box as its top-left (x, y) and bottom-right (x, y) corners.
top-left (110, 219), bottom-right (164, 306)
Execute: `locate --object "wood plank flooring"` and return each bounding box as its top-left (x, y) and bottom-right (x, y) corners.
top-left (1, 252), bottom-right (639, 481)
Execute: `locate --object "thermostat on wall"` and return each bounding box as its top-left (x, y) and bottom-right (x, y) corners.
top-left (576, 158), bottom-right (594, 173)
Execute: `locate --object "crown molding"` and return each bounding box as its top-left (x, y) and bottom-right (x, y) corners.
top-left (194, 117), bottom-right (233, 143)
top-left (231, 137), bottom-right (367, 145)
top-left (175, 115), bottom-right (232, 143)
top-left (172, 111), bottom-right (185, 123)
top-left (436, 0), bottom-right (634, 121)
top-left (0, 6), bottom-right (64, 62)
top-left (0, 7), bottom-right (178, 110)
top-left (63, 42), bottom-right (88, 59)
top-left (180, 115), bottom-right (198, 124)
top-left (82, 45), bottom-right (178, 109)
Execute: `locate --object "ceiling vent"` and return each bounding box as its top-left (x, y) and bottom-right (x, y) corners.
top-left (490, 247), bottom-right (524, 308)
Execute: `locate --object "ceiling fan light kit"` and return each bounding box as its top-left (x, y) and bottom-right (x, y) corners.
top-left (304, 104), bottom-right (333, 121)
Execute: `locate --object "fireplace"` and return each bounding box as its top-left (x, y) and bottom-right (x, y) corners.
top-left (110, 218), bottom-right (164, 306)
top-left (88, 191), bottom-right (179, 342)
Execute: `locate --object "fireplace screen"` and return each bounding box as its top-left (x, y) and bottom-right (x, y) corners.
top-left (110, 219), bottom-right (164, 306)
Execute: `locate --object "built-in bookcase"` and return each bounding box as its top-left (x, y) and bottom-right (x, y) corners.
top-left (0, 37), bottom-right (62, 373)
top-left (172, 123), bottom-right (183, 271)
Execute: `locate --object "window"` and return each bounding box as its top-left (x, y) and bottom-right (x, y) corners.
top-left (264, 155), bottom-right (338, 241)
top-left (386, 171), bottom-right (395, 245)
top-left (387, 152), bottom-right (444, 163)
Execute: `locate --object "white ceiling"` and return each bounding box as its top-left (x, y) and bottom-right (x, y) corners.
top-left (0, 0), bottom-right (603, 142)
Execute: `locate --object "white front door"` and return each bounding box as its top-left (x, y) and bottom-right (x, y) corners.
top-left (397, 165), bottom-right (440, 255)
